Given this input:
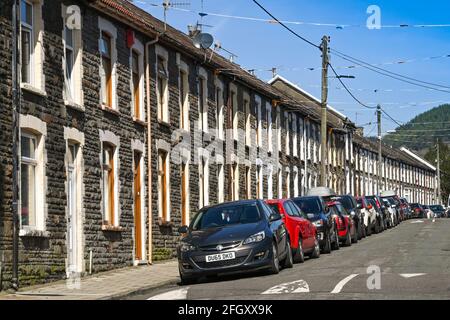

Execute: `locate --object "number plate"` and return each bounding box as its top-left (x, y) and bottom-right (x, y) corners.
top-left (205, 252), bottom-right (236, 263)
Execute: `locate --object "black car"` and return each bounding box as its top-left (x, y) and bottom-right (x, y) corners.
top-left (292, 196), bottom-right (339, 253)
top-left (410, 203), bottom-right (425, 218)
top-left (336, 195), bottom-right (364, 240)
top-left (177, 200), bottom-right (292, 284)
top-left (429, 205), bottom-right (445, 218)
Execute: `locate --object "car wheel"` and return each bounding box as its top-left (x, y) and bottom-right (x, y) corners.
top-left (322, 233), bottom-right (332, 254)
top-left (293, 237), bottom-right (305, 263)
top-left (269, 242), bottom-right (280, 274)
top-left (310, 237), bottom-right (320, 259)
top-left (366, 220), bottom-right (372, 236)
top-left (282, 239), bottom-right (294, 268)
top-left (332, 227), bottom-right (340, 250)
top-left (345, 227), bottom-right (352, 246)
top-left (374, 219), bottom-right (380, 234)
top-left (352, 226), bottom-right (358, 243)
top-left (179, 271), bottom-right (197, 285)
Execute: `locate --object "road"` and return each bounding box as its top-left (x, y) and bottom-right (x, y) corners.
top-left (126, 218), bottom-right (450, 300)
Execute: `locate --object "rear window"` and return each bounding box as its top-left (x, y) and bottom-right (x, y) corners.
top-left (293, 198), bottom-right (321, 215)
top-left (338, 197), bottom-right (354, 211)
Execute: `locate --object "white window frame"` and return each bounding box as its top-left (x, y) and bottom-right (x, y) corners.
top-left (230, 83), bottom-right (238, 141)
top-left (178, 60), bottom-right (190, 131)
top-left (215, 79), bottom-right (224, 140)
top-left (266, 101), bottom-right (273, 153)
top-left (131, 39), bottom-right (145, 121)
top-left (231, 163), bottom-right (239, 201)
top-left (244, 93), bottom-right (251, 147)
top-left (285, 112), bottom-right (290, 156)
top-left (293, 167), bottom-right (299, 197)
top-left (256, 95), bottom-right (262, 147)
top-left (19, 114), bottom-right (47, 235)
top-left (217, 162), bottom-right (224, 203)
top-left (267, 166), bottom-right (273, 199)
top-left (199, 156), bottom-right (209, 208)
top-left (198, 67), bottom-right (208, 133)
top-left (292, 114), bottom-right (298, 157)
top-left (157, 148), bottom-right (171, 222)
top-left (156, 45), bottom-right (169, 123)
top-left (277, 168), bottom-right (283, 199)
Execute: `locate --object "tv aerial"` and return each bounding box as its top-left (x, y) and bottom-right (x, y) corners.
top-left (214, 42), bottom-right (238, 62)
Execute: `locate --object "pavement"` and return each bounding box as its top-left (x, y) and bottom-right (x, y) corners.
top-left (127, 218), bottom-right (450, 300)
top-left (0, 259), bottom-right (179, 300)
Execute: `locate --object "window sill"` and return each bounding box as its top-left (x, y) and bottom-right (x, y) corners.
top-left (21, 83), bottom-right (47, 97)
top-left (19, 229), bottom-right (50, 238)
top-left (133, 117), bottom-right (147, 126)
top-left (101, 224), bottom-right (125, 232)
top-left (65, 100), bottom-right (84, 112)
top-left (100, 104), bottom-right (120, 116)
top-left (157, 120), bottom-right (171, 127)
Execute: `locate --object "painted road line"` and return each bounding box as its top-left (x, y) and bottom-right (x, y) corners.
top-left (330, 274), bottom-right (359, 294)
top-left (261, 280), bottom-right (310, 295)
top-left (147, 288), bottom-right (189, 300)
top-left (410, 220), bottom-right (424, 224)
top-left (399, 273), bottom-right (426, 278)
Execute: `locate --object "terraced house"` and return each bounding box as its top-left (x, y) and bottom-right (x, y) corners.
top-left (0, 0), bottom-right (437, 290)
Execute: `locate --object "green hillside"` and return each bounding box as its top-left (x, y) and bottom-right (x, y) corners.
top-left (382, 104), bottom-right (450, 152)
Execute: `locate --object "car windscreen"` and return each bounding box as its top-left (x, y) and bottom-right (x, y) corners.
top-left (338, 197), bottom-right (354, 211)
top-left (430, 205), bottom-right (444, 211)
top-left (191, 204), bottom-right (261, 230)
top-left (293, 198), bottom-right (321, 215)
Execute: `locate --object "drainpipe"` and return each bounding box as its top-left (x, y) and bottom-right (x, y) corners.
top-left (144, 31), bottom-right (165, 265)
top-left (11, 0), bottom-right (21, 291)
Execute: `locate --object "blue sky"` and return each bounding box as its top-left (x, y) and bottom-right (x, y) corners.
top-left (136, 0), bottom-right (450, 135)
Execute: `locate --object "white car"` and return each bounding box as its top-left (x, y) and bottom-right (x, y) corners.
top-left (356, 197), bottom-right (378, 235)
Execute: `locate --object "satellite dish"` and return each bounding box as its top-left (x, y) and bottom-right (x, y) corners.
top-left (193, 32), bottom-right (214, 49)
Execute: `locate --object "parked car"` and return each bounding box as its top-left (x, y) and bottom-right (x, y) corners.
top-left (366, 198), bottom-right (384, 233)
top-left (399, 198), bottom-right (412, 220)
top-left (380, 191), bottom-right (404, 223)
top-left (266, 199), bottom-right (320, 263)
top-left (327, 200), bottom-right (357, 245)
top-left (336, 194), bottom-right (365, 240)
top-left (429, 205), bottom-right (445, 218)
top-left (366, 195), bottom-right (387, 231)
top-left (355, 196), bottom-right (377, 236)
top-left (177, 200), bottom-right (293, 284)
top-left (381, 198), bottom-right (397, 227)
top-left (423, 205), bottom-right (434, 219)
top-left (292, 195), bottom-right (339, 253)
top-left (410, 203), bottom-right (425, 218)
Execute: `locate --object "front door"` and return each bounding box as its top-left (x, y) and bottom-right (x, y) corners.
top-left (134, 152), bottom-right (143, 261)
top-left (67, 144), bottom-right (78, 275)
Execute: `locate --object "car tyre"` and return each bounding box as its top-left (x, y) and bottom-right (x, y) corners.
top-left (374, 219), bottom-right (380, 234)
top-left (344, 227), bottom-right (352, 246)
top-left (366, 220), bottom-right (372, 236)
top-left (331, 227), bottom-right (340, 250)
top-left (269, 242), bottom-right (280, 274)
top-left (282, 239), bottom-right (294, 269)
top-left (322, 233), bottom-right (332, 254)
top-left (293, 237), bottom-right (305, 263)
top-left (352, 226), bottom-right (358, 243)
top-left (310, 237), bottom-right (320, 259)
top-left (179, 272), bottom-right (197, 285)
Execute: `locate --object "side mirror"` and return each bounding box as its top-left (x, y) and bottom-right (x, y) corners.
top-left (269, 212), bottom-right (282, 222)
top-left (307, 213), bottom-right (315, 220)
top-left (178, 225), bottom-right (189, 234)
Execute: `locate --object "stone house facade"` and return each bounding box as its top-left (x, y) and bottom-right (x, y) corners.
top-left (0, 0), bottom-right (437, 290)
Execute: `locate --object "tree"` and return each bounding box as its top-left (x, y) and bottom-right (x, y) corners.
top-left (424, 141), bottom-right (450, 204)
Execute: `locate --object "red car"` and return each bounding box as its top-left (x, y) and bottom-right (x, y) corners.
top-left (266, 199), bottom-right (320, 263)
top-left (326, 200), bottom-right (357, 246)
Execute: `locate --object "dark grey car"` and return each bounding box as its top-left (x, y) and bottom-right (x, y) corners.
top-left (177, 200), bottom-right (292, 284)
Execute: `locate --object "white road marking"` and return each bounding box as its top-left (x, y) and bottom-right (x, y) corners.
top-left (261, 280), bottom-right (310, 295)
top-left (410, 220), bottom-right (424, 224)
top-left (147, 287), bottom-right (189, 300)
top-left (330, 274), bottom-right (359, 294)
top-left (399, 273), bottom-right (426, 278)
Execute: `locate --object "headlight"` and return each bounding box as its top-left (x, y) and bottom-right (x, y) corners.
top-left (180, 243), bottom-right (196, 252)
top-left (313, 220), bottom-right (323, 227)
top-left (243, 231), bottom-right (265, 245)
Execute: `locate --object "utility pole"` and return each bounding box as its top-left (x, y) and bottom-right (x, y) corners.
top-left (437, 138), bottom-right (441, 205)
top-left (377, 105), bottom-right (382, 194)
top-left (320, 35), bottom-right (329, 187)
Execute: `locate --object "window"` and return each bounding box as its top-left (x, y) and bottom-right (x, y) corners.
top-left (100, 32), bottom-right (113, 108)
top-left (277, 168), bottom-right (282, 199)
top-left (292, 114), bottom-right (298, 157)
top-left (267, 167), bottom-right (273, 199)
top-left (157, 55), bottom-right (169, 122)
top-left (266, 102), bottom-right (272, 152)
top-left (231, 163), bottom-right (239, 201)
top-left (299, 118), bottom-right (304, 160)
top-left (158, 150), bottom-right (170, 222)
top-left (216, 85), bottom-right (224, 140)
top-left (244, 99), bottom-right (251, 146)
top-left (198, 76), bottom-right (207, 132)
top-left (21, 0), bottom-right (34, 84)
top-left (179, 69), bottom-right (189, 130)
top-left (257, 165), bottom-right (263, 199)
top-left (102, 143), bottom-right (116, 225)
top-left (276, 109), bottom-right (281, 152)
top-left (21, 134), bottom-right (37, 227)
top-left (131, 49), bottom-right (143, 120)
top-left (293, 169), bottom-right (299, 197)
top-left (231, 89), bottom-right (238, 140)
top-left (256, 97), bottom-right (262, 146)
top-left (63, 24), bottom-right (75, 100)
top-left (285, 170), bottom-right (291, 198)
top-left (218, 163), bottom-right (224, 203)
top-left (181, 162), bottom-right (189, 225)
top-left (285, 113), bottom-right (290, 156)
top-left (199, 157), bottom-right (209, 208)
top-left (245, 166), bottom-right (251, 199)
